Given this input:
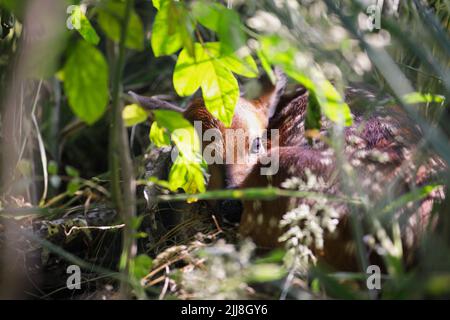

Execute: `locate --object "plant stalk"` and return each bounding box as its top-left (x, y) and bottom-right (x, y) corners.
top-left (108, 0), bottom-right (137, 299)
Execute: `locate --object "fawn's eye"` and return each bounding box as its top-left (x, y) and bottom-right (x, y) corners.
top-left (250, 137), bottom-right (264, 154)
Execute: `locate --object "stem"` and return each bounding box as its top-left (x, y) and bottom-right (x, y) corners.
top-left (108, 0), bottom-right (137, 299)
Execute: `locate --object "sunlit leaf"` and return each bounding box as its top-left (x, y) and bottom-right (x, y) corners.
top-left (152, 110), bottom-right (206, 193)
top-left (122, 104), bottom-right (148, 127)
top-left (69, 5), bottom-right (100, 45)
top-left (64, 41), bottom-right (109, 125)
top-left (173, 44), bottom-right (208, 96)
top-left (220, 50), bottom-right (258, 78)
top-left (149, 121), bottom-right (171, 147)
top-left (173, 42), bottom-right (242, 127)
top-left (153, 110), bottom-right (200, 156)
top-left (169, 156), bottom-right (206, 193)
top-left (202, 57), bottom-right (239, 127)
top-left (152, 0), bottom-right (160, 10)
top-left (151, 0), bottom-right (194, 57)
top-left (153, 109), bottom-right (192, 133)
top-left (403, 92), bottom-right (445, 104)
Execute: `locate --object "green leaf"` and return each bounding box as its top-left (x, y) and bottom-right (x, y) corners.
top-left (202, 57), bottom-right (239, 127)
top-left (220, 50), bottom-right (258, 78)
top-left (246, 264), bottom-right (286, 283)
top-left (379, 184), bottom-right (441, 217)
top-left (153, 110), bottom-right (201, 156)
top-left (260, 35), bottom-right (352, 126)
top-left (97, 0), bottom-right (144, 51)
top-left (152, 0), bottom-right (161, 10)
top-left (152, 110), bottom-right (206, 193)
top-left (191, 1), bottom-right (246, 54)
top-left (191, 0), bottom-right (224, 32)
top-left (309, 267), bottom-right (361, 299)
top-left (131, 215), bottom-right (145, 230)
top-left (256, 48), bottom-right (276, 84)
top-left (173, 43), bottom-right (207, 96)
top-left (317, 80), bottom-right (353, 126)
top-left (403, 92), bottom-right (445, 104)
top-left (67, 178), bottom-right (81, 196)
top-left (64, 41), bottom-right (109, 125)
top-left (149, 121), bottom-right (171, 147)
top-left (131, 254), bottom-right (153, 279)
top-left (153, 109), bottom-right (192, 133)
top-left (217, 9), bottom-right (246, 54)
top-left (169, 156), bottom-right (206, 193)
top-left (151, 0), bottom-right (194, 57)
top-left (48, 160), bottom-right (58, 176)
top-left (173, 42), bottom-right (241, 127)
top-left (122, 104), bottom-right (148, 127)
top-left (69, 5), bottom-right (100, 45)
top-left (254, 249), bottom-right (286, 264)
top-left (65, 166), bottom-right (79, 177)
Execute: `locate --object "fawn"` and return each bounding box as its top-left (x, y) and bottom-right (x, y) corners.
top-left (131, 70), bottom-right (444, 270)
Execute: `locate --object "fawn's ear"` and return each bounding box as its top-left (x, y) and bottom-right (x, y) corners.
top-left (255, 67), bottom-right (288, 120)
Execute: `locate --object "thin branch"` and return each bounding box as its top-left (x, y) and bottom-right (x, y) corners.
top-left (128, 91), bottom-right (184, 113)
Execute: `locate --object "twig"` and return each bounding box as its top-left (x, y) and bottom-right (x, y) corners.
top-left (64, 224), bottom-right (125, 237)
top-left (128, 91), bottom-right (184, 113)
top-left (158, 266), bottom-right (170, 300)
top-left (211, 214), bottom-right (223, 233)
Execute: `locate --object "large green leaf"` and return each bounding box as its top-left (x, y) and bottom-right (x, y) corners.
top-left (201, 57), bottom-right (239, 128)
top-left (97, 0), bottom-right (144, 51)
top-left (174, 42), bottom-right (252, 127)
top-left (153, 109), bottom-right (192, 133)
top-left (69, 5), bottom-right (100, 45)
top-left (63, 40), bottom-right (109, 125)
top-left (173, 44), bottom-right (209, 96)
top-left (151, 0), bottom-right (194, 57)
top-left (151, 110), bottom-right (206, 193)
top-left (153, 110), bottom-right (200, 158)
top-left (169, 157), bottom-right (206, 193)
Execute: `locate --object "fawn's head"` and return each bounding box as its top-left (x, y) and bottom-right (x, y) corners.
top-left (130, 69), bottom-right (287, 190)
